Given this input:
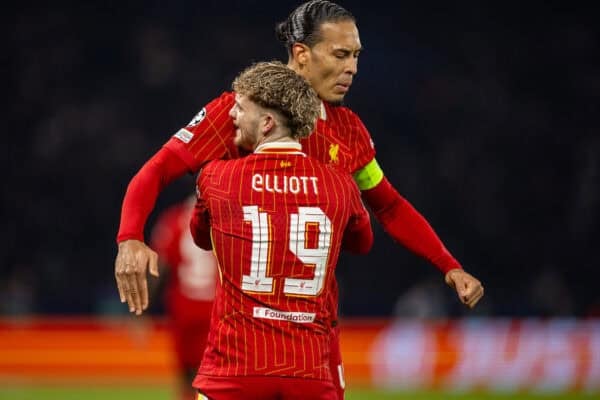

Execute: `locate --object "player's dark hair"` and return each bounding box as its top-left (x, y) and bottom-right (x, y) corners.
top-left (275, 0), bottom-right (355, 55)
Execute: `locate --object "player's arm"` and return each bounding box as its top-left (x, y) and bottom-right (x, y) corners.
top-left (189, 196), bottom-right (212, 251)
top-left (117, 93), bottom-right (235, 242)
top-left (118, 147), bottom-right (189, 242)
top-left (115, 147), bottom-right (188, 315)
top-left (355, 158), bottom-right (460, 273)
top-left (189, 170), bottom-right (212, 251)
top-left (354, 158), bottom-right (484, 308)
top-left (342, 206), bottom-right (373, 254)
top-left (341, 179), bottom-right (374, 254)
top-left (115, 93), bottom-right (235, 315)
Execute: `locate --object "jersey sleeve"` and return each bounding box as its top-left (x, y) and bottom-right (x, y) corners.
top-left (164, 92), bottom-right (238, 172)
top-left (345, 108), bottom-right (376, 175)
top-left (116, 147), bottom-right (189, 242)
top-left (189, 163), bottom-right (215, 250)
top-left (341, 173), bottom-right (373, 254)
top-left (344, 108), bottom-right (462, 274)
top-left (362, 177), bottom-right (462, 274)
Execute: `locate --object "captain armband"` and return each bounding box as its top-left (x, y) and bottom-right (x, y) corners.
top-left (353, 158), bottom-right (384, 191)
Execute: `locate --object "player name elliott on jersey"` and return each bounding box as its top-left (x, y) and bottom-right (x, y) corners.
top-left (252, 173), bottom-right (319, 195)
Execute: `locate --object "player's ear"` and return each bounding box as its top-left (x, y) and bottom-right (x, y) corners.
top-left (292, 43), bottom-right (310, 66)
top-left (261, 113), bottom-right (276, 136)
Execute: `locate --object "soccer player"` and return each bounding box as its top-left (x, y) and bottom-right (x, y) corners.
top-left (149, 195), bottom-right (217, 400)
top-left (191, 60), bottom-right (372, 399)
top-left (114, 1), bottom-right (484, 398)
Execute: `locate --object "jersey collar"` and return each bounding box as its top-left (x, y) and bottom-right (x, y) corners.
top-left (254, 141), bottom-right (306, 156)
top-left (320, 101), bottom-right (327, 121)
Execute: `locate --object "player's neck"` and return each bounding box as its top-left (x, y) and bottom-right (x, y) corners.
top-left (254, 140), bottom-right (302, 154)
top-left (258, 130), bottom-right (298, 146)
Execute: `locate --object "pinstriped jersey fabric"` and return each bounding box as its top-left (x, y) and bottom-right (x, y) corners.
top-left (164, 92), bottom-right (243, 169)
top-left (193, 149), bottom-right (366, 380)
top-left (164, 92), bottom-right (375, 326)
top-left (164, 92), bottom-right (375, 175)
top-left (165, 92), bottom-right (376, 379)
top-left (304, 100), bottom-right (375, 175)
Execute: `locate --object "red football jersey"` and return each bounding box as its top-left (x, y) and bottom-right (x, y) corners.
top-left (150, 197), bottom-right (217, 320)
top-left (165, 92), bottom-right (375, 325)
top-left (164, 92), bottom-right (374, 174)
top-left (192, 143), bottom-right (370, 381)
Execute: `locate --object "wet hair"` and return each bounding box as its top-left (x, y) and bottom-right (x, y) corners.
top-left (232, 61), bottom-right (320, 140)
top-left (275, 0), bottom-right (355, 55)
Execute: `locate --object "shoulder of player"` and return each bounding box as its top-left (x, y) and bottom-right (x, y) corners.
top-left (325, 102), bottom-right (363, 123)
top-left (306, 157), bottom-right (351, 181)
top-left (219, 91), bottom-right (235, 103)
top-left (323, 103), bottom-right (372, 143)
top-left (202, 156), bottom-right (250, 174)
top-left (204, 91), bottom-right (235, 115)
top-left (184, 92), bottom-right (234, 129)
top-left (202, 158), bottom-right (229, 171)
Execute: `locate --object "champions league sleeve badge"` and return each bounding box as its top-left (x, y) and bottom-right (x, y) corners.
top-left (188, 107), bottom-right (207, 127)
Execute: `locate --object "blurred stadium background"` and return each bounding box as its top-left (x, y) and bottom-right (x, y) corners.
top-left (3, 1), bottom-right (599, 398)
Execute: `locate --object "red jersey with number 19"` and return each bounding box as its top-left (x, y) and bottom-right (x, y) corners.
top-left (191, 142), bottom-right (371, 383)
top-left (165, 91), bottom-right (375, 329)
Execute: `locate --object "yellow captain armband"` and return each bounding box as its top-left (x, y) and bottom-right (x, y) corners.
top-left (353, 158), bottom-right (384, 191)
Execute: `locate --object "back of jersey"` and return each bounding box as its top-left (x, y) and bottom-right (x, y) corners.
top-left (196, 148), bottom-right (364, 380)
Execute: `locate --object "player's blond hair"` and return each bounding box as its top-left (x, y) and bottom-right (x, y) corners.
top-left (232, 61), bottom-right (320, 139)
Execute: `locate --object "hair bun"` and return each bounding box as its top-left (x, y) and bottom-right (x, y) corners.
top-left (274, 20), bottom-right (290, 43)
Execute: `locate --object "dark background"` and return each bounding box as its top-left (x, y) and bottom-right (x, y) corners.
top-left (3, 1), bottom-right (599, 318)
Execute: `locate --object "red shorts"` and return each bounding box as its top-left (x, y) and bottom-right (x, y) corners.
top-left (195, 375), bottom-right (337, 400)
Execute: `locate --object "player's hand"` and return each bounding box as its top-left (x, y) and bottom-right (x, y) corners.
top-left (114, 239), bottom-right (159, 316)
top-left (444, 268), bottom-right (484, 309)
